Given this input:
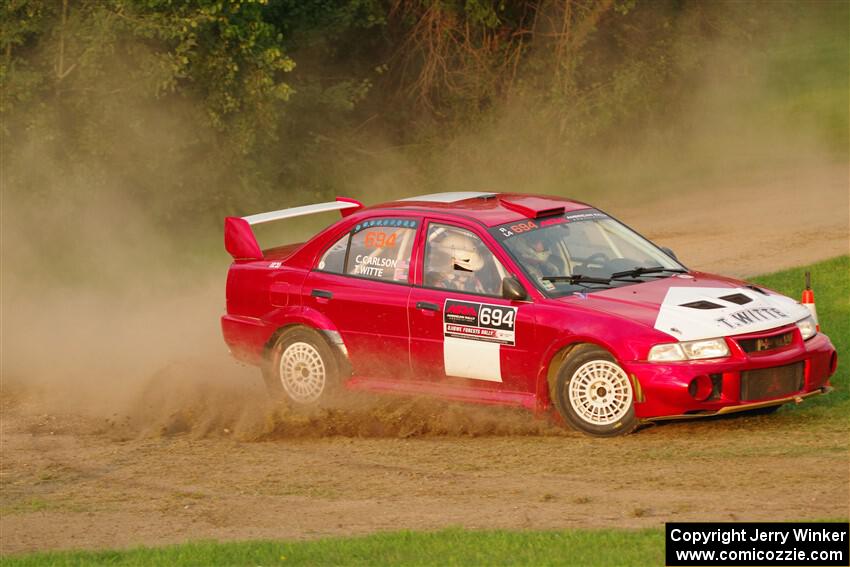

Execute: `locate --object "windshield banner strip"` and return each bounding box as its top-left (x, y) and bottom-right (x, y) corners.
top-left (491, 208), bottom-right (608, 240)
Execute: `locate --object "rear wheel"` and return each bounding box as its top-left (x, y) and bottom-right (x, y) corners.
top-left (551, 345), bottom-right (637, 437)
top-left (263, 327), bottom-right (340, 406)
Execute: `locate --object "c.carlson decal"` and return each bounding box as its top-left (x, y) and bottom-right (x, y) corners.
top-left (351, 254), bottom-right (398, 278)
top-left (443, 299), bottom-right (517, 345)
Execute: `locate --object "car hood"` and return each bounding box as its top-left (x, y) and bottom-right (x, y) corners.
top-left (555, 272), bottom-right (810, 341)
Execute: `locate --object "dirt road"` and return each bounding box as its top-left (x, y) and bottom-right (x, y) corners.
top-left (616, 163), bottom-right (849, 277)
top-left (2, 405), bottom-right (847, 554)
top-left (1, 164), bottom-right (848, 555)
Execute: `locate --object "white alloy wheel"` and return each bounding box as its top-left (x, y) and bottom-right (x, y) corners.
top-left (279, 341), bottom-right (326, 403)
top-left (567, 360), bottom-right (633, 426)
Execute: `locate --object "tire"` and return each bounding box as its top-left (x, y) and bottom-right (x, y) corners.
top-left (262, 327), bottom-right (340, 406)
top-left (551, 345), bottom-right (638, 437)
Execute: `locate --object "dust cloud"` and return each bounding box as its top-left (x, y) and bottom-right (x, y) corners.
top-left (1, 3), bottom-right (846, 440)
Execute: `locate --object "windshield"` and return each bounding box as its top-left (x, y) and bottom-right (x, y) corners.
top-left (491, 209), bottom-right (686, 297)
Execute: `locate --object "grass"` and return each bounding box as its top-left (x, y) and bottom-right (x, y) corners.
top-left (0, 498), bottom-right (56, 514)
top-left (750, 255), bottom-right (849, 412)
top-left (0, 528), bottom-right (664, 567)
top-left (3, 257), bottom-right (847, 566)
top-left (759, 2), bottom-right (849, 155)
top-left (0, 497), bottom-right (87, 516)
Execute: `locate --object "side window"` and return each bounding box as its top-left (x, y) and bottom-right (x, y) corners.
top-left (344, 220), bottom-right (417, 283)
top-left (424, 224), bottom-right (506, 296)
top-left (317, 233), bottom-right (349, 273)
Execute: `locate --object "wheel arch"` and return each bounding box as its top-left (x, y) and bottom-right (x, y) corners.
top-left (545, 341), bottom-right (639, 436)
top-left (262, 320), bottom-right (351, 376)
top-left (538, 337), bottom-right (626, 408)
top-left (262, 304), bottom-right (339, 349)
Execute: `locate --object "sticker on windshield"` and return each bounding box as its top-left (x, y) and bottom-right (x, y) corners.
top-left (563, 209), bottom-right (608, 222)
top-left (353, 218), bottom-right (417, 233)
top-left (443, 299), bottom-right (517, 345)
top-left (491, 208), bottom-right (608, 240)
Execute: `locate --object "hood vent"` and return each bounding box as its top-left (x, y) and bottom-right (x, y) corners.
top-left (680, 300), bottom-right (723, 310)
top-left (719, 293), bottom-right (752, 305)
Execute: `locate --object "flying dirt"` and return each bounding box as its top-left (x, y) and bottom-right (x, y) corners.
top-left (1, 165), bottom-right (847, 554)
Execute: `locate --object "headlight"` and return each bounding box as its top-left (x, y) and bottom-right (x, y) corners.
top-left (681, 338), bottom-right (730, 359)
top-left (648, 338), bottom-right (730, 362)
top-left (647, 343), bottom-right (685, 361)
top-left (796, 315), bottom-right (817, 341)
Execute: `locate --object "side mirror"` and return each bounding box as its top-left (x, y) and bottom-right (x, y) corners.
top-left (502, 276), bottom-right (528, 301)
top-left (660, 246), bottom-right (678, 261)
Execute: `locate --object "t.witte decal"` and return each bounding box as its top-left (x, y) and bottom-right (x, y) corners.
top-left (268, 261), bottom-right (283, 269)
top-left (352, 254), bottom-right (398, 278)
top-left (715, 307), bottom-right (788, 330)
top-left (654, 287), bottom-right (809, 341)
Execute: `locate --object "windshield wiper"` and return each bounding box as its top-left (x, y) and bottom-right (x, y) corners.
top-left (610, 266), bottom-right (688, 279)
top-left (542, 274), bottom-right (612, 286)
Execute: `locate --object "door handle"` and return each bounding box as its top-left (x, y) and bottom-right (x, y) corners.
top-left (311, 289), bottom-right (333, 299)
top-left (416, 301), bottom-right (439, 312)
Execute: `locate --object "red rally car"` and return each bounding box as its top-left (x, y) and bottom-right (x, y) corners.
top-left (221, 192), bottom-right (836, 436)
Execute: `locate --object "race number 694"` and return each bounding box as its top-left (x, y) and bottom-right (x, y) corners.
top-left (479, 306), bottom-right (514, 328)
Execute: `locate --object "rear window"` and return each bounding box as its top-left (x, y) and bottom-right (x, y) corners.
top-left (317, 218), bottom-right (419, 284)
top-left (346, 221), bottom-right (417, 283)
top-left (318, 233), bottom-right (349, 273)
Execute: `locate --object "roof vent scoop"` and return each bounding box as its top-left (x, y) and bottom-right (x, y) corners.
top-left (498, 196), bottom-right (565, 219)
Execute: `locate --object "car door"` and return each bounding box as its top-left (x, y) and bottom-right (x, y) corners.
top-left (408, 220), bottom-right (536, 393)
top-left (303, 216), bottom-right (420, 379)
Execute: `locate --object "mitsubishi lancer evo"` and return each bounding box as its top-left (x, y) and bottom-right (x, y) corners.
top-left (221, 192), bottom-right (836, 436)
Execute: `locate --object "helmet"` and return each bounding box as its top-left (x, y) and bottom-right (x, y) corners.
top-left (521, 234), bottom-right (552, 264)
top-left (435, 231), bottom-right (484, 272)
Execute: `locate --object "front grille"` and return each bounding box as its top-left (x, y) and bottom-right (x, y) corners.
top-left (740, 362), bottom-right (804, 401)
top-left (736, 331), bottom-right (794, 354)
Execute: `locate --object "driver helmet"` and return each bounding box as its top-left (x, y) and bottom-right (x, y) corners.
top-left (436, 231), bottom-right (484, 272)
top-left (523, 233), bottom-right (552, 264)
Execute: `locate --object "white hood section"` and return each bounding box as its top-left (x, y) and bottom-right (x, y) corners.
top-left (654, 286), bottom-right (809, 341)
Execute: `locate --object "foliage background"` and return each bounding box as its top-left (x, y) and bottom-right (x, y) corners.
top-left (2, 0), bottom-right (848, 283)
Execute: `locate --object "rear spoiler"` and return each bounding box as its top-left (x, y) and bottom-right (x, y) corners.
top-left (225, 197), bottom-right (363, 260)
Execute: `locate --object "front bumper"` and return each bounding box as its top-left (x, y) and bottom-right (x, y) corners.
top-left (623, 329), bottom-right (837, 419)
top-left (645, 386), bottom-right (831, 421)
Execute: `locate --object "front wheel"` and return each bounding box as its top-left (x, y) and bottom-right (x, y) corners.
top-left (551, 345), bottom-right (637, 437)
top-left (263, 327), bottom-right (340, 406)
